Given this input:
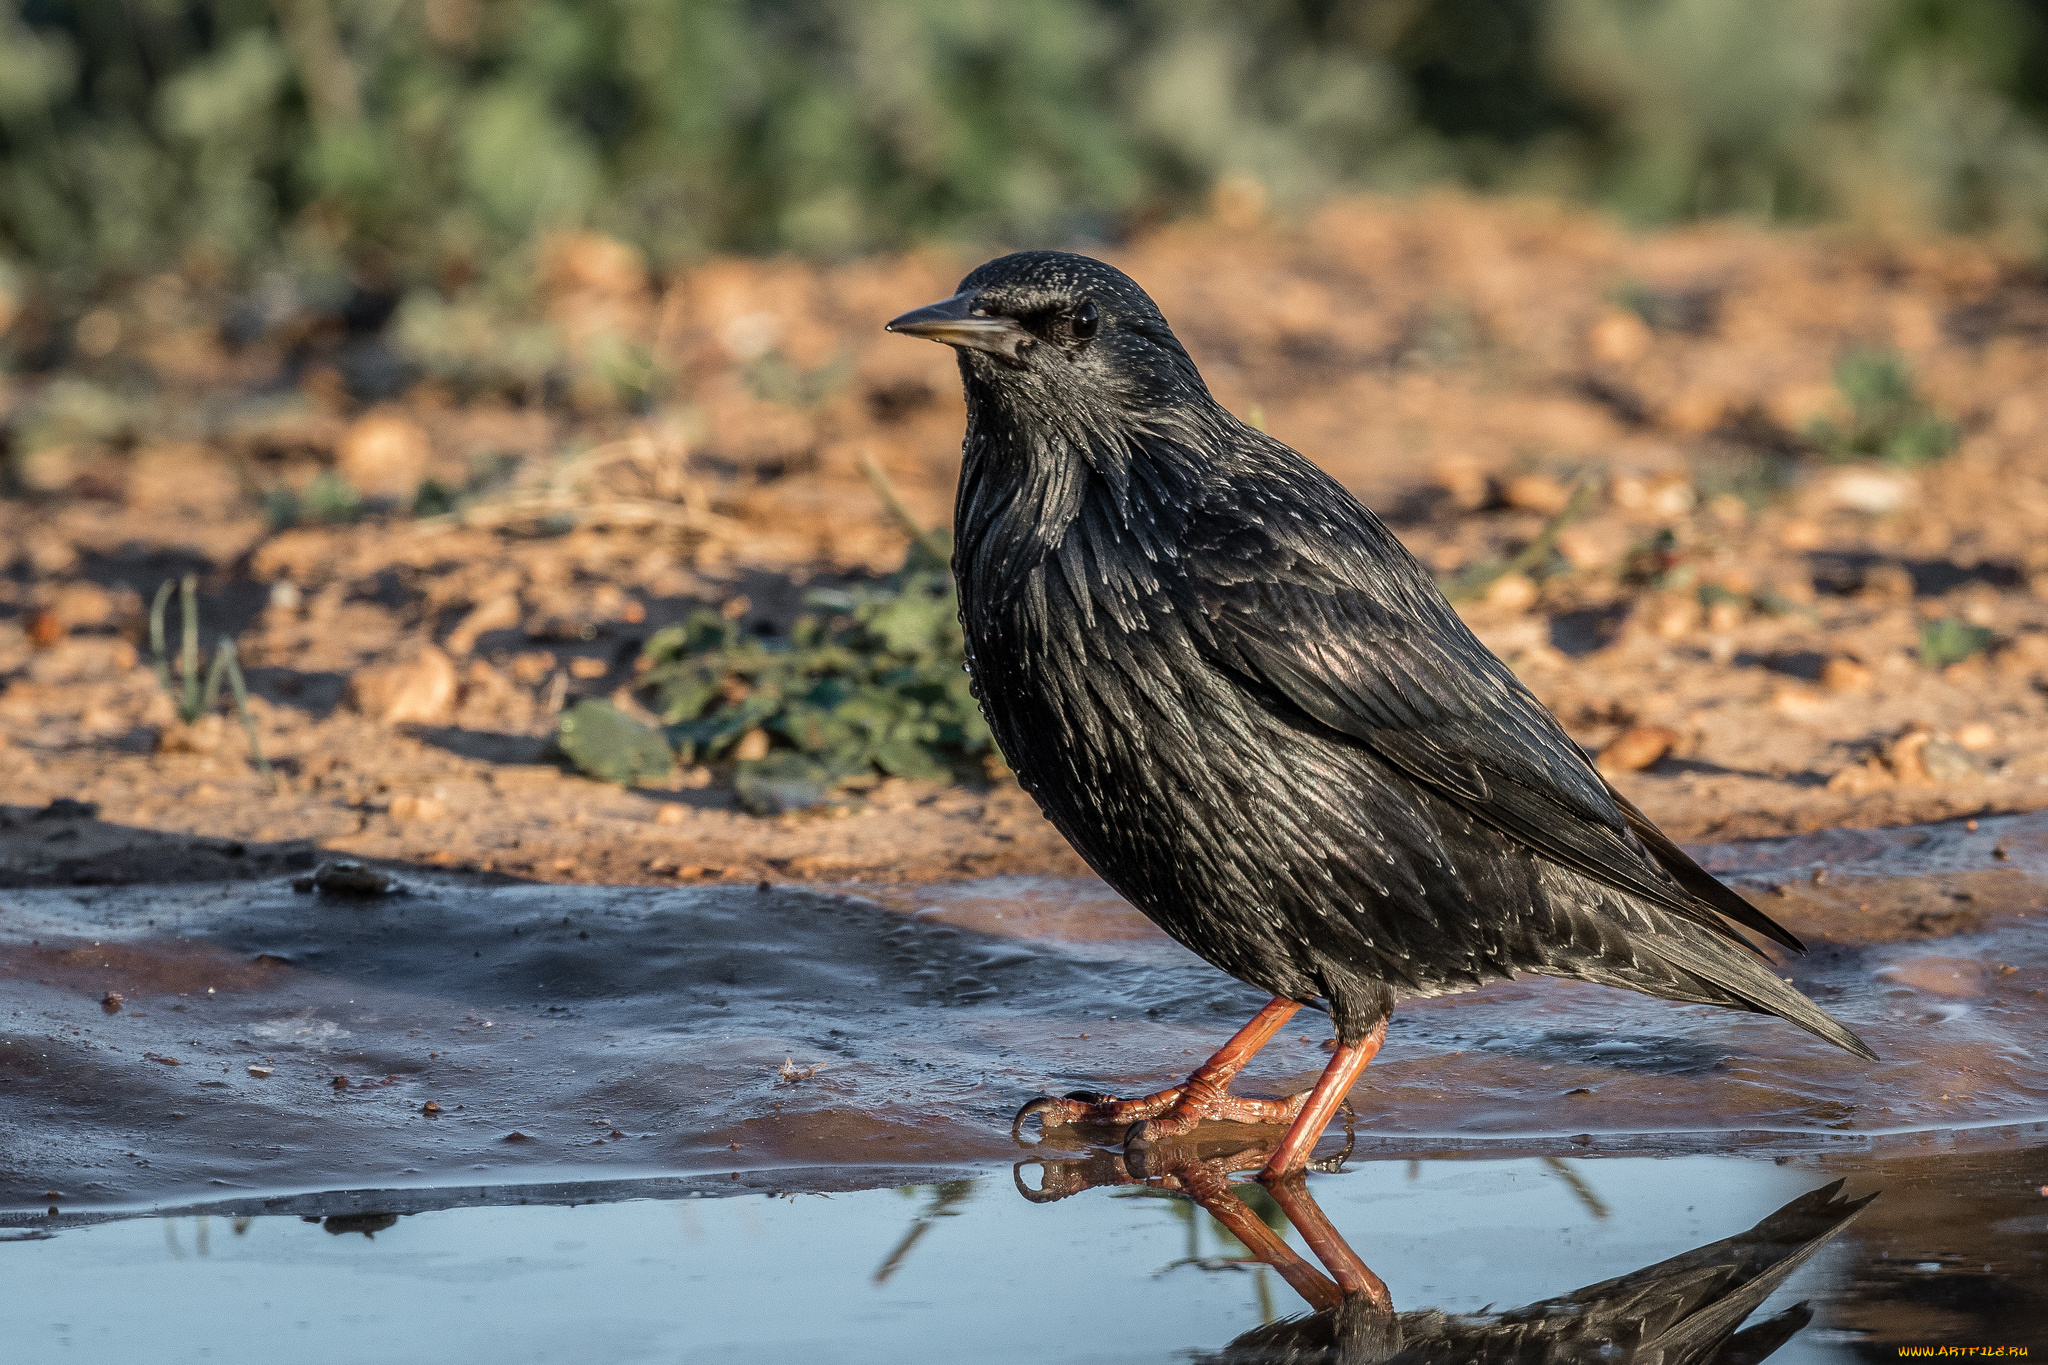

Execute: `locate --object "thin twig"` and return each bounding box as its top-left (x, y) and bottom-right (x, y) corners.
top-left (149, 580), bottom-right (175, 697)
top-left (179, 574), bottom-right (201, 720)
top-left (217, 638), bottom-right (277, 791)
top-left (412, 435), bottom-right (730, 538)
top-left (857, 449), bottom-right (949, 564)
top-left (1444, 475), bottom-right (1601, 602)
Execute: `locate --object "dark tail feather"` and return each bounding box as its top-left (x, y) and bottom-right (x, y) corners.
top-left (1713, 1302), bottom-right (1815, 1365)
top-left (1645, 1181), bottom-right (1874, 1364)
top-left (1419, 1181), bottom-right (1874, 1363)
top-left (1647, 922), bottom-right (1880, 1061)
top-left (1609, 784), bottom-right (1806, 955)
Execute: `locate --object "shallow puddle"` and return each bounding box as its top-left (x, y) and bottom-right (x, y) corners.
top-left (2, 813), bottom-right (2045, 1358)
top-left (7, 1143), bottom-right (2044, 1362)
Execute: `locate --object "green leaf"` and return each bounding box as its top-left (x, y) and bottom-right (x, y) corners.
top-left (1918, 618), bottom-right (1995, 669)
top-left (735, 753), bottom-right (834, 816)
top-left (557, 700), bottom-right (675, 785)
top-left (872, 737), bottom-right (949, 781)
top-left (628, 542), bottom-right (1001, 812)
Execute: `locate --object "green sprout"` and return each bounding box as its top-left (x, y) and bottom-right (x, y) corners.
top-left (1808, 350), bottom-right (1957, 467)
top-left (149, 574), bottom-right (274, 789)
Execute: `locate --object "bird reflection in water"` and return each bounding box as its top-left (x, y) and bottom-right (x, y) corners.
top-left (1017, 1137), bottom-right (1872, 1364)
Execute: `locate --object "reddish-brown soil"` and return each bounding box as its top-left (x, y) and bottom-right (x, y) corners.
top-left (4, 193), bottom-right (2048, 891)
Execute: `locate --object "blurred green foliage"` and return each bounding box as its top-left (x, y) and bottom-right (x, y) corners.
top-left (4, 0), bottom-right (2048, 297)
top-left (1808, 348), bottom-right (1959, 466)
top-left (654, 558), bottom-right (986, 791)
top-left (556, 696), bottom-right (676, 784)
top-left (553, 535), bottom-right (992, 811)
top-left (1918, 616), bottom-right (1996, 668)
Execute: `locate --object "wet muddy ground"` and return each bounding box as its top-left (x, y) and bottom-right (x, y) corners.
top-left (0, 813), bottom-right (2044, 1210)
top-left (3, 812), bottom-right (2045, 1359)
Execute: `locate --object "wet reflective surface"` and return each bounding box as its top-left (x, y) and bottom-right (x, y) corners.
top-left (6, 1143), bottom-right (2044, 1362)
top-left (3, 812), bottom-right (2045, 1358)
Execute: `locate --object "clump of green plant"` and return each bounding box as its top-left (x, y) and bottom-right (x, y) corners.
top-left (1918, 617), bottom-right (1995, 669)
top-left (556, 463), bottom-right (994, 812)
top-left (555, 698), bottom-right (676, 786)
top-left (642, 548), bottom-right (990, 814)
top-left (1808, 350), bottom-right (1958, 467)
top-left (741, 346), bottom-right (856, 409)
top-left (263, 471), bottom-right (363, 530)
top-left (411, 450), bottom-right (522, 520)
top-left (150, 574), bottom-right (273, 788)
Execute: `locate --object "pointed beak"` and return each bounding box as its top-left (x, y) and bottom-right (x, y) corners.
top-left (884, 293), bottom-right (1033, 362)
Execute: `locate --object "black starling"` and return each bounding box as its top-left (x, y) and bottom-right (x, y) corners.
top-left (886, 251), bottom-right (1873, 1180)
top-left (1197, 1167), bottom-right (1868, 1364)
top-left (1023, 1140), bottom-right (1870, 1364)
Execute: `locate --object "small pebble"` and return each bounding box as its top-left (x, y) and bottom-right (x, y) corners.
top-left (1597, 725), bottom-right (1678, 774)
top-left (1820, 657), bottom-right (1873, 695)
top-left (310, 860), bottom-right (400, 897)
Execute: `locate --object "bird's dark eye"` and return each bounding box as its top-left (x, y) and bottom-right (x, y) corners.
top-left (1071, 300), bottom-right (1099, 342)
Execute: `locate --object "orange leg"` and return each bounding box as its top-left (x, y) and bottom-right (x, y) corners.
top-left (1259, 1018), bottom-right (1387, 1180)
top-left (1013, 997), bottom-right (1304, 1138)
top-left (1262, 1173), bottom-right (1392, 1310)
top-left (1171, 1159), bottom-right (1347, 1312)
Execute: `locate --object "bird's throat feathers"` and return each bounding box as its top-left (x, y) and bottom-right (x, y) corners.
top-left (955, 369), bottom-right (1229, 581)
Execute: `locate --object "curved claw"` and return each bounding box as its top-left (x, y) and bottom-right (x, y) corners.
top-left (1315, 1095), bottom-right (1357, 1168)
top-left (1304, 1097), bottom-right (1358, 1174)
top-left (1013, 1160), bottom-right (1083, 1203)
top-left (1016, 1152), bottom-right (1140, 1201)
top-left (1012, 1095), bottom-right (1068, 1143)
top-left (1121, 1123), bottom-right (1155, 1177)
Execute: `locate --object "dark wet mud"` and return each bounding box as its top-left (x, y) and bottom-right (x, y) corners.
top-left (2, 814), bottom-right (2045, 1213)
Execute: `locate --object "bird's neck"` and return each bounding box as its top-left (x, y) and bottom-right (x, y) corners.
top-left (954, 378), bottom-right (1233, 572)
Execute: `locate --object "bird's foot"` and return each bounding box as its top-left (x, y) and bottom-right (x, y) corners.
top-left (1011, 1078), bottom-right (1316, 1145)
top-left (1011, 1086), bottom-right (1188, 1140)
top-left (1123, 1084), bottom-right (1317, 1152)
top-left (1016, 1126), bottom-right (1356, 1206)
top-left (1012, 1147), bottom-right (1144, 1202)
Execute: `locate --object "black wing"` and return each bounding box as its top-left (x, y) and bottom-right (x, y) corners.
top-left (1180, 457), bottom-right (1803, 957)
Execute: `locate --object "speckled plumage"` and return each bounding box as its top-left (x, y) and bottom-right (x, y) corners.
top-left (1202, 1179), bottom-right (1871, 1364)
top-left (929, 250), bottom-right (1873, 1059)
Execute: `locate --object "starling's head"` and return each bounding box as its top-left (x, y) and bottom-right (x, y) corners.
top-left (884, 251), bottom-right (1206, 420)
